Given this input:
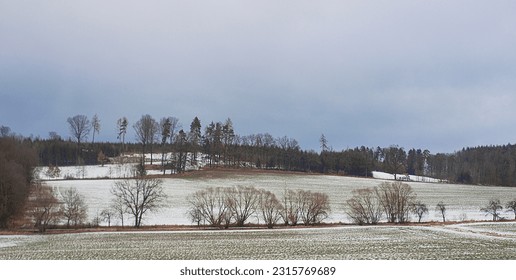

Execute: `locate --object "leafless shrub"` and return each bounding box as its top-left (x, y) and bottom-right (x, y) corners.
top-left (187, 187), bottom-right (230, 228)
top-left (299, 190), bottom-right (330, 225)
top-left (100, 208), bottom-right (114, 227)
top-left (225, 186), bottom-right (260, 227)
top-left (188, 187), bottom-right (331, 228)
top-left (26, 182), bottom-right (62, 232)
top-left (110, 195), bottom-right (128, 226)
top-left (376, 181), bottom-right (415, 223)
top-left (346, 188), bottom-right (383, 225)
top-left (280, 189), bottom-right (303, 226)
top-left (258, 189), bottom-right (283, 229)
top-left (60, 187), bottom-right (88, 227)
top-left (279, 189), bottom-right (331, 226)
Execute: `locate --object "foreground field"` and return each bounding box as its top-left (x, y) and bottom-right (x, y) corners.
top-left (46, 170), bottom-right (516, 225)
top-left (1, 222), bottom-right (516, 259)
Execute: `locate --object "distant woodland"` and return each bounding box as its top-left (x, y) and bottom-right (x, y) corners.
top-left (2, 114), bottom-right (516, 187)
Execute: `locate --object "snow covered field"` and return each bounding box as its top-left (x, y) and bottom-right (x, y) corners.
top-left (40, 169), bottom-right (516, 226)
top-left (5, 164), bottom-right (516, 260)
top-left (1, 222), bottom-right (516, 259)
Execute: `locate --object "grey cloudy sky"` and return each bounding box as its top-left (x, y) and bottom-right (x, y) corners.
top-left (1, 0), bottom-right (516, 153)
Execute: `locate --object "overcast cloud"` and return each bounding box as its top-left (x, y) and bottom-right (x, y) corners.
top-left (1, 0), bottom-right (516, 152)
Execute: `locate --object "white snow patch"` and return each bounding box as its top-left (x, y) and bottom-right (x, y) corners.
top-left (371, 171), bottom-right (444, 183)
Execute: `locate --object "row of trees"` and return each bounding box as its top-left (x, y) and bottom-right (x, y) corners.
top-left (346, 182), bottom-right (419, 225)
top-left (0, 132), bottom-right (91, 230)
top-left (8, 112), bottom-right (516, 187)
top-left (23, 175), bottom-right (167, 231)
top-left (48, 115), bottom-right (451, 183)
top-left (187, 186), bottom-right (330, 229)
top-left (481, 199), bottom-right (516, 221)
top-left (345, 182), bottom-right (516, 225)
top-left (426, 145), bottom-right (516, 187)
top-left (105, 179), bottom-right (516, 229)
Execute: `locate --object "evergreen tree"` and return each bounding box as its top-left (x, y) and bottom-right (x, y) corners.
top-left (159, 117), bottom-right (172, 174)
top-left (189, 117), bottom-right (202, 164)
top-left (222, 118), bottom-right (235, 165)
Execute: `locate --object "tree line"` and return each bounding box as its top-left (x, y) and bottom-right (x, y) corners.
top-left (345, 181), bottom-right (449, 225)
top-left (3, 131), bottom-right (516, 231)
top-left (4, 114), bottom-right (516, 187)
top-left (187, 186), bottom-right (330, 229)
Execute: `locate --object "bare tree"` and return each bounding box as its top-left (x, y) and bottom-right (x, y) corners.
top-left (110, 177), bottom-right (167, 227)
top-left (60, 187), bottom-right (88, 227)
top-left (187, 187), bottom-right (330, 228)
top-left (100, 208), bottom-right (114, 227)
top-left (346, 188), bottom-right (383, 225)
top-left (110, 195), bottom-right (128, 226)
top-left (436, 201), bottom-right (446, 222)
top-left (91, 211), bottom-right (101, 227)
top-left (188, 206), bottom-right (204, 227)
top-left (26, 182), bottom-right (62, 232)
top-left (280, 189), bottom-right (302, 226)
top-left (376, 181), bottom-right (415, 223)
top-left (481, 199), bottom-right (503, 221)
top-left (506, 200), bottom-right (516, 220)
top-left (280, 189), bottom-right (330, 226)
top-left (412, 201), bottom-right (428, 223)
top-left (299, 190), bottom-right (330, 225)
top-left (187, 187), bottom-right (229, 228)
top-left (225, 186), bottom-right (259, 227)
top-left (257, 189), bottom-right (283, 229)
top-left (133, 114), bottom-right (159, 165)
top-left (67, 115), bottom-right (91, 164)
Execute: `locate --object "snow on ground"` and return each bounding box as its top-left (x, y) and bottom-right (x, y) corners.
top-left (2, 222), bottom-right (516, 259)
top-left (34, 153), bottom-right (516, 226)
top-left (371, 171), bottom-right (444, 183)
top-left (0, 235), bottom-right (41, 249)
top-left (36, 164), bottom-right (138, 180)
top-left (45, 172), bottom-right (516, 226)
top-left (36, 152), bottom-right (208, 180)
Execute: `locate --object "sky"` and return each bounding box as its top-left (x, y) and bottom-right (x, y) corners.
top-left (1, 0), bottom-right (516, 153)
